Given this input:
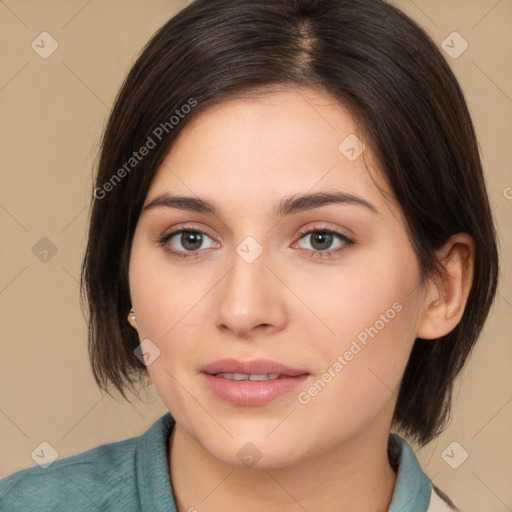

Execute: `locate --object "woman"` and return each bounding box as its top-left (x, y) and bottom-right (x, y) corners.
top-left (0, 0), bottom-right (498, 511)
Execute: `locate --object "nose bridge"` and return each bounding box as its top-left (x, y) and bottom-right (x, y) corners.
top-left (214, 235), bottom-right (286, 337)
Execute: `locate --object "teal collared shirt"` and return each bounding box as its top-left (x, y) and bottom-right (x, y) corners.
top-left (0, 412), bottom-right (459, 511)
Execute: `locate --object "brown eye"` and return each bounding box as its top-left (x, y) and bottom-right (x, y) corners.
top-left (178, 231), bottom-right (204, 251)
top-left (295, 227), bottom-right (355, 259)
top-left (157, 227), bottom-right (219, 258)
top-left (306, 231), bottom-right (335, 251)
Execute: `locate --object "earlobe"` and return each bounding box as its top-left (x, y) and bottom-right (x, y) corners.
top-left (127, 307), bottom-right (138, 330)
top-left (416, 233), bottom-right (475, 340)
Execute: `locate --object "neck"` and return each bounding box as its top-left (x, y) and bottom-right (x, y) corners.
top-left (168, 419), bottom-right (397, 512)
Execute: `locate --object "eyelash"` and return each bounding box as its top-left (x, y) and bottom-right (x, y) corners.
top-left (156, 224), bottom-right (355, 260)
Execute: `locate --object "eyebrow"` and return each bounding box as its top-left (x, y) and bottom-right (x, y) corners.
top-left (142, 190), bottom-right (379, 218)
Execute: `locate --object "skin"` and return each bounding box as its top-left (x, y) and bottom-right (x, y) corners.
top-left (128, 86), bottom-right (474, 512)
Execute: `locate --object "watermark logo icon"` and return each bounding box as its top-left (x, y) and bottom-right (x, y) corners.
top-left (31, 441), bottom-right (59, 469)
top-left (32, 237), bottom-right (58, 263)
top-left (441, 32), bottom-right (468, 59)
top-left (134, 338), bottom-right (161, 366)
top-left (31, 32), bottom-right (59, 59)
top-left (236, 236), bottom-right (263, 264)
top-left (338, 134), bottom-right (365, 161)
top-left (441, 441), bottom-right (469, 469)
top-left (237, 442), bottom-right (263, 467)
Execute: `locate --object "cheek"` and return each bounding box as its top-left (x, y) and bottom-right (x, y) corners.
top-left (292, 295), bottom-right (419, 450)
top-left (128, 235), bottom-right (217, 400)
top-left (291, 243), bottom-right (421, 421)
top-left (128, 255), bottom-right (195, 414)
top-left (288, 240), bottom-right (421, 360)
top-left (129, 234), bottom-right (204, 340)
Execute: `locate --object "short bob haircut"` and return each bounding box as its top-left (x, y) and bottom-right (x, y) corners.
top-left (81, 0), bottom-right (499, 446)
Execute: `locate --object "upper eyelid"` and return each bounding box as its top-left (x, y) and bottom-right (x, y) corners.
top-left (163, 223), bottom-right (350, 237)
top-left (297, 224), bottom-right (352, 238)
top-left (164, 225), bottom-right (212, 240)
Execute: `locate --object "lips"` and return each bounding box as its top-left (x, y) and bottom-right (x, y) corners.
top-left (201, 358), bottom-right (308, 377)
top-left (201, 358), bottom-right (310, 406)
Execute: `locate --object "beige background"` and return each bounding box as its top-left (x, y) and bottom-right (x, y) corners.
top-left (0, 0), bottom-right (511, 510)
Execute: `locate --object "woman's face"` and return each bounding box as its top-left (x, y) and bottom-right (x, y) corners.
top-left (129, 87), bottom-right (427, 468)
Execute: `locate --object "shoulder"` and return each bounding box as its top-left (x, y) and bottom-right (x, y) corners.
top-left (0, 436), bottom-right (139, 512)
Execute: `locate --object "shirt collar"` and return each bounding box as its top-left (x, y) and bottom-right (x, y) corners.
top-left (387, 433), bottom-right (432, 512)
top-left (135, 412), bottom-right (177, 511)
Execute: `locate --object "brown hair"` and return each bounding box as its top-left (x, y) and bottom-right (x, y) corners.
top-left (80, 0), bottom-right (499, 445)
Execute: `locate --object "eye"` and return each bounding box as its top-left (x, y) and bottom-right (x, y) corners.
top-left (157, 226), bottom-right (219, 258)
top-left (156, 224), bottom-right (354, 260)
top-left (294, 225), bottom-right (355, 259)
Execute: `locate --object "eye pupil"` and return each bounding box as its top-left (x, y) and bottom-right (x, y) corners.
top-left (311, 232), bottom-right (332, 250)
top-left (182, 231), bottom-right (202, 250)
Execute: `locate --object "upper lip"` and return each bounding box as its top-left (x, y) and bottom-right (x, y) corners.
top-left (201, 358), bottom-right (309, 377)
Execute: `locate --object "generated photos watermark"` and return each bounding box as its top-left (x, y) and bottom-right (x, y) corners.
top-left (93, 97), bottom-right (197, 200)
top-left (297, 301), bottom-right (403, 405)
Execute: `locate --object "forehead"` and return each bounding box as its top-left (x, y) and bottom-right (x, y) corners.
top-left (145, 87), bottom-right (393, 216)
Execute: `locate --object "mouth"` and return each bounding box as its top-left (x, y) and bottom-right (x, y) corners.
top-left (213, 373), bottom-right (282, 381)
top-left (201, 358), bottom-right (308, 377)
top-left (201, 358), bottom-right (310, 406)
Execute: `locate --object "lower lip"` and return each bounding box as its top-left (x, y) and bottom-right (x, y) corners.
top-left (201, 373), bottom-right (310, 406)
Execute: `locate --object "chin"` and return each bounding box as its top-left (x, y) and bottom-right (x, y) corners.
top-left (207, 437), bottom-right (304, 470)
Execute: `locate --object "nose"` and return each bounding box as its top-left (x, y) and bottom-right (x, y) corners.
top-left (214, 245), bottom-right (288, 339)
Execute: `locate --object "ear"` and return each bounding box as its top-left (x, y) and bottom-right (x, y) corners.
top-left (416, 233), bottom-right (475, 340)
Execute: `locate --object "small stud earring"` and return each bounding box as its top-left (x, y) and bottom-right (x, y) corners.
top-left (431, 300), bottom-right (440, 308)
top-left (128, 307), bottom-right (136, 321)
